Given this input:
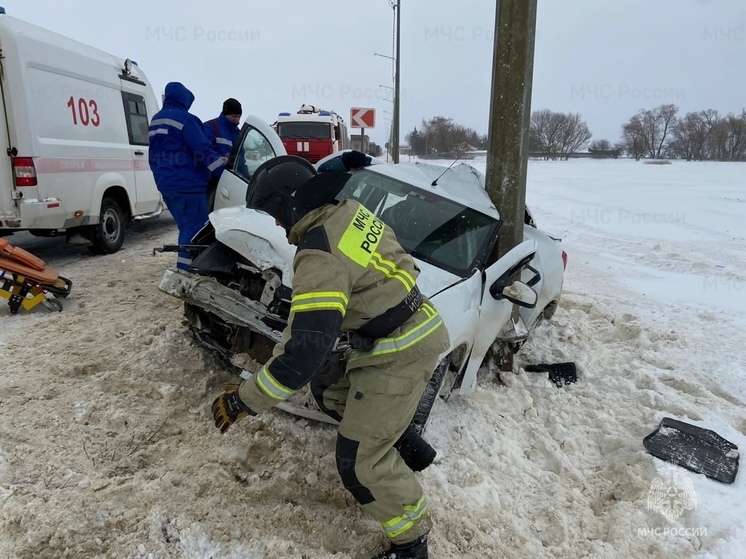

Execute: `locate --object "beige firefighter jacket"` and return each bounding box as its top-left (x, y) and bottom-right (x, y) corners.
top-left (239, 199), bottom-right (449, 413)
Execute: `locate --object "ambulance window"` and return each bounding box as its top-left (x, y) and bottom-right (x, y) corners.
top-left (122, 92), bottom-right (149, 146)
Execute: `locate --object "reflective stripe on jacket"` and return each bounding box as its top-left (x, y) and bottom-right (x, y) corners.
top-left (204, 114), bottom-right (240, 158)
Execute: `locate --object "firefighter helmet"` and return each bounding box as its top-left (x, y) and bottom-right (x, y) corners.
top-left (246, 155), bottom-right (351, 231)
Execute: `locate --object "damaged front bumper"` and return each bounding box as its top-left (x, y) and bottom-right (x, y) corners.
top-left (157, 269), bottom-right (356, 427)
top-left (158, 269), bottom-right (283, 343)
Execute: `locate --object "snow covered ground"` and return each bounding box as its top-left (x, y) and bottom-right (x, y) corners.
top-left (1, 158), bottom-right (744, 559)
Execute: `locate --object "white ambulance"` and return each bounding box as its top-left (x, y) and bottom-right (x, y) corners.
top-left (0, 7), bottom-right (163, 254)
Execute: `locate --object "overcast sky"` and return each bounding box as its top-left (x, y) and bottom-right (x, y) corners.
top-left (3, 0), bottom-right (744, 146)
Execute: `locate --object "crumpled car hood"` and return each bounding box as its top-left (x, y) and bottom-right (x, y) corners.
top-left (210, 206), bottom-right (463, 298)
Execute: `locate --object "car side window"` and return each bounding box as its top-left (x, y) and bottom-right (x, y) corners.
top-left (233, 127), bottom-right (279, 182)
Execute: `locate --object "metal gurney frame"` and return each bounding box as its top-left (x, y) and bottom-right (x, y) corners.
top-left (0, 238), bottom-right (73, 314)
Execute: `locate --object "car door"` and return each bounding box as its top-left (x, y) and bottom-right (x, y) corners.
top-left (458, 239), bottom-right (539, 394)
top-left (213, 115), bottom-right (286, 211)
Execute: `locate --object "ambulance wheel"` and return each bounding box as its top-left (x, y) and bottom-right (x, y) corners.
top-left (88, 197), bottom-right (126, 255)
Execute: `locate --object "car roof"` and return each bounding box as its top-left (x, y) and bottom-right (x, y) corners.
top-left (363, 161), bottom-right (500, 219)
top-left (314, 150), bottom-right (387, 170)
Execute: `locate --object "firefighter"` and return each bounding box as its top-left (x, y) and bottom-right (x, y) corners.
top-left (211, 154), bottom-right (449, 559)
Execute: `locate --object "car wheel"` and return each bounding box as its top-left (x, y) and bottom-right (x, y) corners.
top-left (543, 300), bottom-right (558, 320)
top-left (411, 357), bottom-right (450, 436)
top-left (88, 197), bottom-right (126, 255)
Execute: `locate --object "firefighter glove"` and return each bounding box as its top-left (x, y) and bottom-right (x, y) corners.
top-left (212, 384), bottom-right (256, 434)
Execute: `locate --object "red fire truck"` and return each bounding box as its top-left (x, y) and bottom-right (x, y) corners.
top-left (273, 105), bottom-right (350, 163)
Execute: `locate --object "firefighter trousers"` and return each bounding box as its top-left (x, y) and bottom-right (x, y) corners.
top-left (315, 351), bottom-right (441, 545)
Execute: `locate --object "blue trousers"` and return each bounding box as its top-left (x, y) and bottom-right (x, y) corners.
top-left (161, 190), bottom-right (209, 270)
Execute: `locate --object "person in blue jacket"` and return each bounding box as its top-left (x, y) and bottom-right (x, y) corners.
top-left (204, 98), bottom-right (242, 158)
top-left (148, 82), bottom-right (225, 271)
top-left (203, 98), bottom-right (243, 207)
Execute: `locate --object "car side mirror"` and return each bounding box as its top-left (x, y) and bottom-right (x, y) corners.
top-left (492, 280), bottom-right (538, 308)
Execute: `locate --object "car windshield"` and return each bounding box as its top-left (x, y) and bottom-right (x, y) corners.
top-left (336, 169), bottom-right (499, 276)
top-left (277, 122), bottom-right (331, 140)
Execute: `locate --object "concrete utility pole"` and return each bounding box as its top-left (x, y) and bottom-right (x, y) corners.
top-left (392, 0), bottom-right (401, 163)
top-left (485, 0), bottom-right (538, 264)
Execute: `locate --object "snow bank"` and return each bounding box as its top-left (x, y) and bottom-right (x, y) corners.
top-left (1, 159), bottom-right (744, 558)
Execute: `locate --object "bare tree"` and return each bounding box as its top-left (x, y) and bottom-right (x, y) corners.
top-left (589, 139), bottom-right (612, 151)
top-left (709, 111), bottom-right (746, 161)
top-left (404, 117), bottom-right (482, 158)
top-left (653, 104), bottom-right (679, 158)
top-left (622, 115), bottom-right (646, 160)
top-left (621, 104), bottom-right (679, 159)
top-left (696, 109), bottom-right (719, 160)
top-left (588, 139), bottom-right (620, 158)
top-left (725, 111), bottom-right (746, 161)
top-left (530, 109), bottom-right (592, 160)
top-left (671, 113), bottom-right (698, 160)
top-left (663, 108), bottom-right (746, 161)
top-left (530, 109), bottom-right (564, 159)
top-left (671, 110), bottom-right (719, 160)
top-left (556, 113), bottom-right (592, 159)
top-left (709, 118), bottom-right (731, 161)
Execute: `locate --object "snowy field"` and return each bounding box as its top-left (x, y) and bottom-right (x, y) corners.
top-left (1, 158), bottom-right (745, 558)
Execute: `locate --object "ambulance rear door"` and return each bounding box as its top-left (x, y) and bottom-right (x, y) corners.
top-left (120, 64), bottom-right (160, 216)
top-left (0, 46), bottom-right (19, 225)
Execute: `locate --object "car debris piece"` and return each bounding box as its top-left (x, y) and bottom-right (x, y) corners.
top-left (643, 417), bottom-right (739, 484)
top-left (525, 362), bottom-right (577, 388)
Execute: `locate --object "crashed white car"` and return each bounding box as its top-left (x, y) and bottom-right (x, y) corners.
top-left (159, 142), bottom-right (566, 432)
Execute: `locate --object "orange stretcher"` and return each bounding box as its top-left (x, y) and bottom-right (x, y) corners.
top-left (0, 237), bottom-right (73, 314)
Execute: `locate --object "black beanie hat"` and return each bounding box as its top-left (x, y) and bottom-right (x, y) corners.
top-left (222, 98), bottom-right (242, 116)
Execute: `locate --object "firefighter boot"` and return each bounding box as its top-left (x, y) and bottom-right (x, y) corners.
top-left (394, 426), bottom-right (436, 472)
top-left (371, 535), bottom-right (429, 559)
